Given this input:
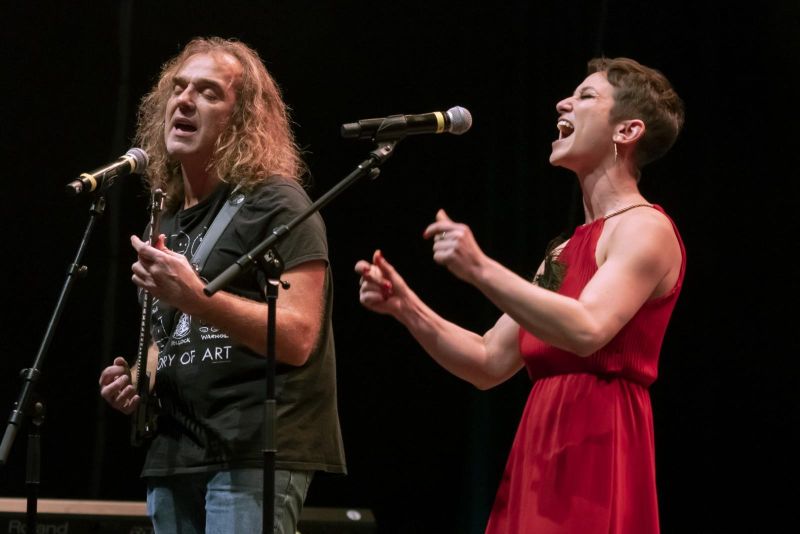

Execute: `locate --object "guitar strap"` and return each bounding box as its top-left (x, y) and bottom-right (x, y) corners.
top-left (189, 185), bottom-right (247, 273)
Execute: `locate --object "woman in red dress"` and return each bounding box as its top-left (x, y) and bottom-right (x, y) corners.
top-left (356, 57), bottom-right (685, 533)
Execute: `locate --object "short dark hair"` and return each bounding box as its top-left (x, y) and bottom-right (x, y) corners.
top-left (588, 57), bottom-right (685, 168)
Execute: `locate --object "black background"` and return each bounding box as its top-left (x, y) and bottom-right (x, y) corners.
top-left (0, 1), bottom-right (797, 532)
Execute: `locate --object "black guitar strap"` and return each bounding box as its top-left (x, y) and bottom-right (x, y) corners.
top-left (190, 186), bottom-right (247, 273)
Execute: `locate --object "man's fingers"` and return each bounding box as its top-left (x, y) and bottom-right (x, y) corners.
top-left (153, 234), bottom-right (167, 251)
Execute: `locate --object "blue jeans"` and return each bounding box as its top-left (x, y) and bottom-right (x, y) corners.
top-left (146, 468), bottom-right (313, 534)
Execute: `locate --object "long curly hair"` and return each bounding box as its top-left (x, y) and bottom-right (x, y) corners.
top-left (135, 37), bottom-right (305, 209)
top-left (588, 57), bottom-right (685, 169)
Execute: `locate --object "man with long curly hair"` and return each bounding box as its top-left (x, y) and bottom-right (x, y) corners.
top-left (99, 37), bottom-right (346, 533)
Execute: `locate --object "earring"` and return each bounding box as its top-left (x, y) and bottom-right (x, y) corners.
top-left (613, 141), bottom-right (618, 164)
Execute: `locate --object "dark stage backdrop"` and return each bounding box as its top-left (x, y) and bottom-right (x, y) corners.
top-left (0, 1), bottom-right (797, 532)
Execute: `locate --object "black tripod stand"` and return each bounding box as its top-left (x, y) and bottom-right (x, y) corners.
top-left (0, 196), bottom-right (106, 533)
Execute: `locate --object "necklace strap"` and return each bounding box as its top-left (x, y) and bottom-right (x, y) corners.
top-left (603, 203), bottom-right (653, 220)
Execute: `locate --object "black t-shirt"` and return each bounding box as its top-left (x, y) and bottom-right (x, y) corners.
top-left (141, 178), bottom-right (346, 476)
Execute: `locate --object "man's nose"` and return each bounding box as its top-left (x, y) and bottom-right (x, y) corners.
top-left (175, 87), bottom-right (196, 109)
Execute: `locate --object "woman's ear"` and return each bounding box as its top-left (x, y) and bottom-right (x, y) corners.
top-left (614, 119), bottom-right (645, 144)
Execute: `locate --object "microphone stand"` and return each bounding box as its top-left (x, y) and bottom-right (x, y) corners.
top-left (203, 140), bottom-right (398, 533)
top-left (0, 195), bottom-right (106, 533)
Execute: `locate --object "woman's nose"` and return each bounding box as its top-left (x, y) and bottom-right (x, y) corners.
top-left (555, 97), bottom-right (572, 114)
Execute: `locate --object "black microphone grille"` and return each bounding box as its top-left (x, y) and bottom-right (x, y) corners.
top-left (446, 106), bottom-right (472, 135)
top-left (126, 147), bottom-right (149, 174)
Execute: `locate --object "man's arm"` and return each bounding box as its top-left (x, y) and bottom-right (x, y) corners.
top-left (131, 233), bottom-right (326, 366)
top-left (189, 260), bottom-right (326, 366)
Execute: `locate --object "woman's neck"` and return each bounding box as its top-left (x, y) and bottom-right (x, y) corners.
top-left (579, 165), bottom-right (645, 222)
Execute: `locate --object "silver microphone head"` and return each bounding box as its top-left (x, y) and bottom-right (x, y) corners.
top-left (126, 147), bottom-right (149, 174)
top-left (446, 106), bottom-right (473, 135)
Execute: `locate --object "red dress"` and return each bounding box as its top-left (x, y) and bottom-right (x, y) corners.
top-left (485, 206), bottom-right (686, 534)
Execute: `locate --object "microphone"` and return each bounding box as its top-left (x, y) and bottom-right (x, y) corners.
top-left (341, 106), bottom-right (472, 141)
top-left (65, 148), bottom-right (149, 196)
